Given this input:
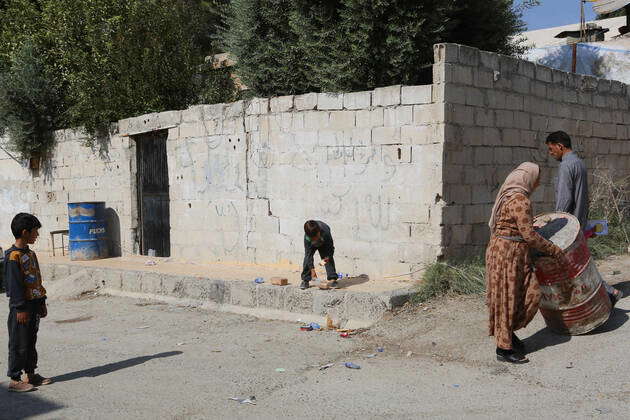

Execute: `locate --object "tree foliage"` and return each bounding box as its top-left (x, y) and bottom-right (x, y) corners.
top-left (0, 0), bottom-right (235, 154)
top-left (0, 39), bottom-right (64, 159)
top-left (223, 0), bottom-right (531, 96)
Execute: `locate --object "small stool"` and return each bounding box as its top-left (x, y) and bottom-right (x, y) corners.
top-left (50, 229), bottom-right (69, 256)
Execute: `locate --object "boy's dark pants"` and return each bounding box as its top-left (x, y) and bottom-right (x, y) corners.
top-left (7, 300), bottom-right (41, 380)
top-left (301, 246), bottom-right (337, 281)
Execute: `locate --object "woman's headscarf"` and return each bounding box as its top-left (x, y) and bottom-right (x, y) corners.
top-left (488, 162), bottom-right (540, 231)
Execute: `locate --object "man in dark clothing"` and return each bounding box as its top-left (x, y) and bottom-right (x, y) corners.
top-left (301, 220), bottom-right (338, 290)
top-left (5, 213), bottom-right (52, 392)
top-left (546, 131), bottom-right (622, 305)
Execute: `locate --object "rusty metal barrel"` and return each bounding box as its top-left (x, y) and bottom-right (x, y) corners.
top-left (533, 212), bottom-right (611, 335)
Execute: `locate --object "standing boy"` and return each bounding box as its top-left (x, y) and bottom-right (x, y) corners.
top-left (301, 220), bottom-right (338, 290)
top-left (5, 213), bottom-right (52, 392)
top-left (546, 131), bottom-right (623, 305)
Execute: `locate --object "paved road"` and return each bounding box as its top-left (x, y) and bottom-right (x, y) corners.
top-left (1, 290), bottom-right (629, 419)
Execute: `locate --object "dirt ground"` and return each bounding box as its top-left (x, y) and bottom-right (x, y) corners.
top-left (0, 255), bottom-right (629, 419)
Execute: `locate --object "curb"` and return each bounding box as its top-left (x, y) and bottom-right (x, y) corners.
top-left (40, 263), bottom-right (414, 327)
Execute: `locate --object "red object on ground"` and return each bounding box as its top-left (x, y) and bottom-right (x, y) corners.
top-left (340, 332), bottom-right (350, 338)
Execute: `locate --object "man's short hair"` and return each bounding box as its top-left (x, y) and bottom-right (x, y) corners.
top-left (11, 213), bottom-right (41, 239)
top-left (304, 220), bottom-right (320, 238)
top-left (545, 131), bottom-right (572, 149)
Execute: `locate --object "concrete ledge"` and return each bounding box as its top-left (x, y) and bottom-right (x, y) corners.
top-left (40, 263), bottom-right (414, 327)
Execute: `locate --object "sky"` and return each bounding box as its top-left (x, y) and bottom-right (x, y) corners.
top-left (522, 0), bottom-right (598, 31)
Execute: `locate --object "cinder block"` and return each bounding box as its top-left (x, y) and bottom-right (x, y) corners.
top-left (471, 184), bottom-right (494, 204)
top-left (373, 85), bottom-right (401, 107)
top-left (514, 112), bottom-right (530, 130)
top-left (493, 147), bottom-right (513, 164)
top-left (479, 52), bottom-right (500, 73)
top-left (183, 277), bottom-right (228, 303)
top-left (458, 45), bottom-right (480, 66)
top-left (384, 106), bottom-right (413, 126)
top-left (446, 184), bottom-right (472, 204)
top-left (283, 287), bottom-right (314, 312)
top-left (466, 88), bottom-right (485, 107)
top-left (312, 291), bottom-right (345, 318)
top-left (225, 100), bottom-right (244, 118)
top-left (475, 108), bottom-right (494, 127)
top-left (401, 85), bottom-right (432, 105)
top-left (329, 111), bottom-right (356, 129)
top-left (202, 103), bottom-right (225, 119)
top-left (414, 103), bottom-right (444, 124)
top-left (182, 105), bottom-right (204, 123)
top-left (517, 60), bottom-right (535, 79)
top-left (401, 125), bottom-right (433, 145)
top-left (246, 98), bottom-right (269, 115)
top-left (179, 122), bottom-right (205, 139)
top-left (382, 144), bottom-right (411, 163)
top-left (304, 111), bottom-right (330, 130)
top-left (474, 146), bottom-right (494, 165)
top-left (295, 93), bottom-right (318, 110)
top-left (464, 203), bottom-right (492, 224)
top-left (121, 272), bottom-right (143, 293)
top-left (271, 277), bottom-right (288, 286)
top-left (343, 91), bottom-right (372, 109)
top-left (495, 110), bottom-right (514, 128)
top-left (505, 93), bottom-right (524, 111)
top-left (447, 104), bottom-right (474, 126)
top-left (372, 127), bottom-right (400, 144)
top-left (229, 281), bottom-right (257, 307)
top-left (434, 44), bottom-right (459, 64)
top-left (317, 93), bottom-right (343, 110)
top-left (270, 95), bottom-right (294, 113)
top-left (535, 65), bottom-right (552, 83)
top-left (256, 284), bottom-right (285, 309)
top-left (140, 272), bottom-right (162, 294)
top-left (443, 85), bottom-right (467, 105)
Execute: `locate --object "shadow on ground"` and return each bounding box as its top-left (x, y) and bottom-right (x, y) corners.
top-left (524, 327), bottom-right (571, 355)
top-left (0, 383), bottom-right (64, 419)
top-left (52, 351), bottom-right (183, 383)
top-left (525, 306), bottom-right (630, 354)
top-left (589, 308), bottom-right (630, 335)
top-left (337, 274), bottom-right (370, 289)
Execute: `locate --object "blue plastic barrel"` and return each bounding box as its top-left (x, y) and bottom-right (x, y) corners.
top-left (68, 202), bottom-right (109, 261)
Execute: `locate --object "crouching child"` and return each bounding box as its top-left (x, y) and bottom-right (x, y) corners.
top-left (301, 220), bottom-right (338, 290)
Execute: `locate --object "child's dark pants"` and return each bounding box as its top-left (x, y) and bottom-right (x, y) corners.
top-left (7, 300), bottom-right (41, 380)
top-left (301, 245), bottom-right (337, 281)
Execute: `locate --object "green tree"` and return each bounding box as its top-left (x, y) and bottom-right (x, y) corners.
top-left (448, 0), bottom-right (528, 56)
top-left (43, 0), bottom-right (235, 139)
top-left (0, 0), bottom-right (235, 146)
top-left (223, 0), bottom-right (308, 96)
top-left (0, 39), bottom-right (64, 159)
top-left (223, 0), bottom-right (532, 95)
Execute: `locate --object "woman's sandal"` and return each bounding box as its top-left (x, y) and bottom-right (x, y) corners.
top-left (496, 348), bottom-right (529, 364)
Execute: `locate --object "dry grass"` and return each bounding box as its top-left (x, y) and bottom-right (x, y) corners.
top-left (589, 170), bottom-right (630, 259)
top-left (412, 257), bottom-right (486, 304)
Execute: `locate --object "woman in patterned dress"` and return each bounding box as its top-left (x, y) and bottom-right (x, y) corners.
top-left (486, 162), bottom-right (568, 364)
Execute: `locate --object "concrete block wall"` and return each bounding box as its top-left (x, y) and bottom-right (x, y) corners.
top-left (154, 84), bottom-right (445, 277)
top-left (435, 43), bottom-right (630, 258)
top-left (0, 148), bottom-right (33, 248)
top-left (0, 130), bottom-right (134, 255)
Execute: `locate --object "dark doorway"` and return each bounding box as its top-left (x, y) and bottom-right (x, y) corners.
top-left (134, 130), bottom-right (171, 257)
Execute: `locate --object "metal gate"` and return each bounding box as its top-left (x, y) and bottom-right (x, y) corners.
top-left (135, 130), bottom-right (170, 257)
